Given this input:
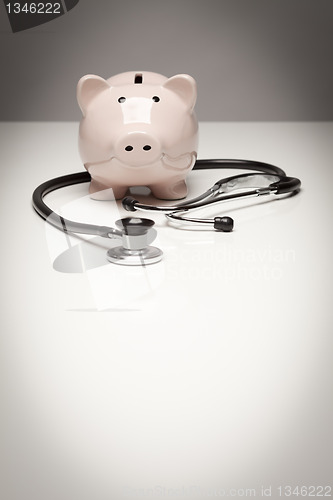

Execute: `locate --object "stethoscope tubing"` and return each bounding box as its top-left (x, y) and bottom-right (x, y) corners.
top-left (32, 171), bottom-right (120, 238)
top-left (194, 158), bottom-right (287, 177)
top-left (32, 159), bottom-right (301, 236)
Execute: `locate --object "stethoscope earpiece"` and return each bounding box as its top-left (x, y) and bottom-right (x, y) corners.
top-left (122, 196), bottom-right (139, 212)
top-left (213, 216), bottom-right (234, 232)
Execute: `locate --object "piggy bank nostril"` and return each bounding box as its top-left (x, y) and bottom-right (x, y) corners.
top-left (125, 145), bottom-right (133, 151)
top-left (143, 145), bottom-right (152, 151)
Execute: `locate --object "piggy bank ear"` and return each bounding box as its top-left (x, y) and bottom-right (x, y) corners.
top-left (163, 74), bottom-right (197, 111)
top-left (77, 75), bottom-right (110, 115)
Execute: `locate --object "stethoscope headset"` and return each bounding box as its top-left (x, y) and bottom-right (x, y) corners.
top-left (32, 159), bottom-right (301, 266)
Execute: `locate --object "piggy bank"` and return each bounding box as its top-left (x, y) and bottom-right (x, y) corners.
top-left (77, 71), bottom-right (198, 200)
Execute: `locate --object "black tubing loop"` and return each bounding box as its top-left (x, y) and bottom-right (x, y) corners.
top-left (32, 172), bottom-right (91, 221)
top-left (32, 160), bottom-right (301, 237)
top-left (193, 159), bottom-right (287, 177)
top-left (31, 171), bottom-right (120, 238)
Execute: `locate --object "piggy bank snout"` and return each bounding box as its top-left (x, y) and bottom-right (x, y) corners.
top-left (115, 132), bottom-right (161, 166)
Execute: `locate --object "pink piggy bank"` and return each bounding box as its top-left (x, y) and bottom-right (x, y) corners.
top-left (77, 71), bottom-right (198, 200)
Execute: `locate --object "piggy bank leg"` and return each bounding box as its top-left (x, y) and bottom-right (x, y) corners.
top-left (89, 179), bottom-right (128, 200)
top-left (150, 180), bottom-right (188, 200)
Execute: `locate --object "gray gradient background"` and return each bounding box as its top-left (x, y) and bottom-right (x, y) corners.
top-left (0, 0), bottom-right (333, 121)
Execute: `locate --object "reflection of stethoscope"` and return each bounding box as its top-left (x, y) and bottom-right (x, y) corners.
top-left (32, 159), bottom-right (301, 266)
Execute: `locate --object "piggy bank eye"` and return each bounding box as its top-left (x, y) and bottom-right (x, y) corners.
top-left (152, 96), bottom-right (160, 102)
top-left (118, 97), bottom-right (126, 103)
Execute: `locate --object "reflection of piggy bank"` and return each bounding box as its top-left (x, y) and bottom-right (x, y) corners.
top-left (77, 71), bottom-right (198, 200)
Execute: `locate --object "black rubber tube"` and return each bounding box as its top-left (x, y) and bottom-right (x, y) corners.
top-left (32, 172), bottom-right (120, 237)
top-left (32, 160), bottom-right (301, 234)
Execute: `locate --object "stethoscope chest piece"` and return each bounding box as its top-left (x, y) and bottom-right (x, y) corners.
top-left (106, 246), bottom-right (163, 266)
top-left (106, 217), bottom-right (163, 266)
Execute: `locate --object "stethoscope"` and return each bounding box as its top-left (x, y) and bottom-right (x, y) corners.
top-left (32, 159), bottom-right (301, 266)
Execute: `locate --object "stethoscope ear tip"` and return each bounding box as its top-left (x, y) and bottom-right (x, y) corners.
top-left (214, 216), bottom-right (234, 232)
top-left (122, 196), bottom-right (138, 212)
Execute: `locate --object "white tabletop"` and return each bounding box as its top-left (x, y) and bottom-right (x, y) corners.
top-left (1, 122), bottom-right (332, 500)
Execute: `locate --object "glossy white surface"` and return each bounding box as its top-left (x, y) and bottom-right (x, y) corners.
top-left (1, 122), bottom-right (332, 500)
